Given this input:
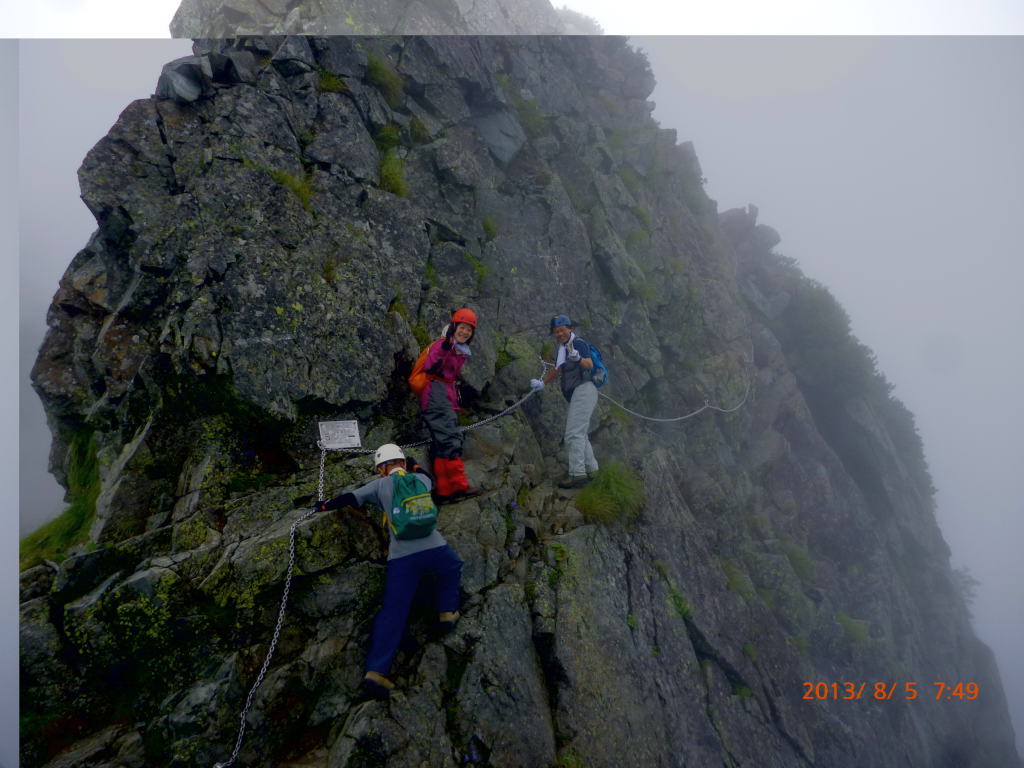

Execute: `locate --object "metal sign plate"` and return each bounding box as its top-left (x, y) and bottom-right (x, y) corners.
top-left (318, 420), bottom-right (361, 450)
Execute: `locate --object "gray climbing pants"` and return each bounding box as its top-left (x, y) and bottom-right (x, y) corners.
top-left (564, 381), bottom-right (599, 477)
top-left (423, 380), bottom-right (463, 459)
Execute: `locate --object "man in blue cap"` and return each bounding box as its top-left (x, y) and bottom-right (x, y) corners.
top-left (531, 314), bottom-right (599, 488)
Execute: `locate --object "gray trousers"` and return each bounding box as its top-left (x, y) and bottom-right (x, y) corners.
top-left (565, 381), bottom-right (599, 477)
top-left (423, 380), bottom-right (463, 458)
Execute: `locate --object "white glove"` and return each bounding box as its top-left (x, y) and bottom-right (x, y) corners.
top-left (530, 378), bottom-right (545, 391)
top-left (568, 347), bottom-right (581, 361)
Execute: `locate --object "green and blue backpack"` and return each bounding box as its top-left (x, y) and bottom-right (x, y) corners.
top-left (386, 471), bottom-right (438, 539)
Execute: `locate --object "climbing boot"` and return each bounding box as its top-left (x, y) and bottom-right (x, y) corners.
top-left (557, 475), bottom-right (591, 489)
top-left (451, 486), bottom-right (484, 501)
top-left (438, 610), bottom-right (461, 634)
top-left (361, 672), bottom-right (395, 701)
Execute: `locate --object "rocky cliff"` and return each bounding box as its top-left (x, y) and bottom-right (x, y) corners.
top-left (170, 0), bottom-right (574, 38)
top-left (22, 36), bottom-right (1022, 768)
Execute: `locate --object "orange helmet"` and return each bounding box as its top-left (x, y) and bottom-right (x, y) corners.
top-left (451, 308), bottom-right (477, 328)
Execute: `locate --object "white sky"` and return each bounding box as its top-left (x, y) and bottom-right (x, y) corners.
top-left (6, 0), bottom-right (1024, 35)
top-left (8, 30), bottom-right (1024, 768)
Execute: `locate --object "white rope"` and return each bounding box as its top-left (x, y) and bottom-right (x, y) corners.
top-left (317, 388), bottom-right (538, 456)
top-left (538, 349), bottom-right (753, 424)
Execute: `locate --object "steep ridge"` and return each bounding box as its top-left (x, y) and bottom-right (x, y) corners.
top-left (21, 36), bottom-right (1021, 768)
top-left (170, 0), bottom-right (570, 37)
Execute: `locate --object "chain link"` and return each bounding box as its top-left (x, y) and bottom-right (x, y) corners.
top-left (214, 507), bottom-right (316, 768)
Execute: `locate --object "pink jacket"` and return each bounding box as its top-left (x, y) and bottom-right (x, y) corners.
top-left (419, 339), bottom-right (467, 412)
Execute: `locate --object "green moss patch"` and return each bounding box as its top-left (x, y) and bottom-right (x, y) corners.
top-left (21, 429), bottom-right (100, 569)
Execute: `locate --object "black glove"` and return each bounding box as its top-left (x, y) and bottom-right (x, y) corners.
top-left (321, 492), bottom-right (358, 511)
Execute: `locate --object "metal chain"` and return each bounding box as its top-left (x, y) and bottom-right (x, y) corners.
top-left (214, 507), bottom-right (317, 768)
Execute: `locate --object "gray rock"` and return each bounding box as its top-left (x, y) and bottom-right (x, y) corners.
top-left (469, 108), bottom-right (527, 166)
top-left (155, 56), bottom-right (206, 102)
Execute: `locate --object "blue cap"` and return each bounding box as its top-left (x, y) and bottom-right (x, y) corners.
top-left (550, 314), bottom-right (572, 331)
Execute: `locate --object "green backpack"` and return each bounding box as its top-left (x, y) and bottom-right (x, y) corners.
top-left (387, 471), bottom-right (438, 539)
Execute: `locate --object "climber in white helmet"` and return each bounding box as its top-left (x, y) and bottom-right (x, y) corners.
top-left (316, 443), bottom-right (463, 699)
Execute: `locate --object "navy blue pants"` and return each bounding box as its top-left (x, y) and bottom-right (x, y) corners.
top-left (365, 544), bottom-right (463, 676)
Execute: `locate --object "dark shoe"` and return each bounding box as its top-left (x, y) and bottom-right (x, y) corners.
top-left (452, 486), bottom-right (484, 500)
top-left (558, 475), bottom-right (591, 489)
top-left (438, 610), bottom-right (460, 634)
top-left (433, 492), bottom-right (459, 506)
top-left (361, 676), bottom-right (393, 701)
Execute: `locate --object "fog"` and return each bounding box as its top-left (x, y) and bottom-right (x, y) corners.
top-left (13, 36), bottom-right (1024, 762)
top-left (7, 0), bottom-right (1024, 36)
top-left (633, 35), bottom-right (1024, 747)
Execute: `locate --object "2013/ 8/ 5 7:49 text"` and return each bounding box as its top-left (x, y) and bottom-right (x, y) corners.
top-left (802, 682), bottom-right (979, 700)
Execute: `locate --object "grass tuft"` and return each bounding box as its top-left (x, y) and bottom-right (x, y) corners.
top-left (835, 611), bottom-right (870, 644)
top-left (618, 166), bottom-right (639, 194)
top-left (270, 169), bottom-right (313, 212)
top-left (495, 73), bottom-right (550, 138)
top-left (464, 251), bottom-right (489, 290)
top-left (669, 583), bottom-right (692, 620)
top-left (482, 214), bottom-right (498, 242)
top-left (409, 117), bottom-right (430, 144)
top-left (779, 534), bottom-right (816, 583)
top-left (379, 150), bottom-right (406, 197)
top-left (743, 642), bottom-right (758, 662)
top-left (412, 323), bottom-right (431, 351)
top-left (366, 54), bottom-right (403, 107)
top-left (316, 67), bottom-right (349, 93)
top-left (20, 429), bottom-right (100, 569)
top-left (574, 463), bottom-right (646, 525)
top-left (374, 124), bottom-right (402, 154)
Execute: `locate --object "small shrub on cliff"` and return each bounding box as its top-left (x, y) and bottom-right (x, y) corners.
top-left (412, 323), bottom-right (431, 350)
top-left (20, 429), bottom-right (100, 568)
top-left (574, 463), bottom-right (646, 525)
top-left (366, 54), bottom-right (403, 107)
top-left (270, 169), bottom-right (313, 212)
top-left (779, 533), bottom-right (816, 583)
top-left (618, 166), bottom-right (640, 194)
top-left (680, 167), bottom-right (710, 215)
top-left (409, 117), bottom-right (430, 144)
top-left (835, 611), bottom-right (870, 644)
top-left (374, 124), bottom-right (401, 154)
top-left (316, 67), bottom-right (349, 93)
top-left (495, 73), bottom-right (549, 138)
top-left (482, 214), bottom-right (498, 241)
top-left (379, 150), bottom-right (406, 197)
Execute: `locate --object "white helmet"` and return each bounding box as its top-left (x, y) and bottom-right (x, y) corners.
top-left (374, 443), bottom-right (405, 467)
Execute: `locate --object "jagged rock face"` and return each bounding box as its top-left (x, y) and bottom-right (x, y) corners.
top-left (23, 36), bottom-right (1021, 768)
top-left (171, 0), bottom-right (567, 38)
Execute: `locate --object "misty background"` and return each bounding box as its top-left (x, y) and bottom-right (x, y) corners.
top-left (7, 0), bottom-right (1024, 36)
top-left (15, 36), bottom-right (1023, 759)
